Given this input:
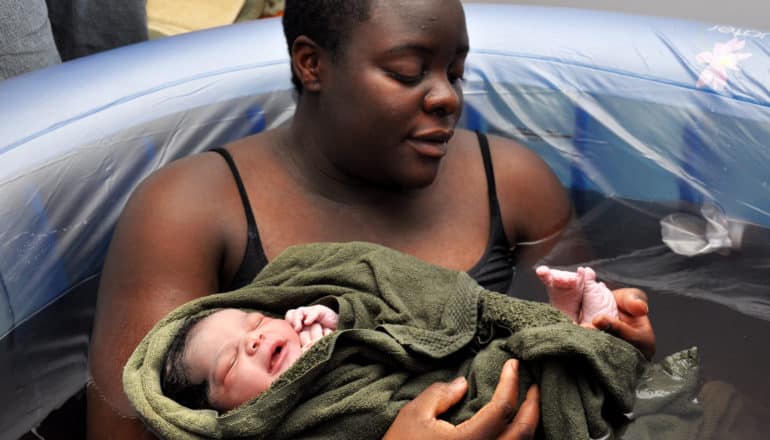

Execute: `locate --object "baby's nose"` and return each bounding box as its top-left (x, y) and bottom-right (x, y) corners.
top-left (245, 333), bottom-right (264, 354)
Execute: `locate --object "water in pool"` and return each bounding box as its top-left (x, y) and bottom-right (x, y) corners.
top-left (510, 191), bottom-right (770, 437)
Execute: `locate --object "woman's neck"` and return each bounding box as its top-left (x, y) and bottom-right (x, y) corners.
top-left (276, 104), bottom-right (433, 208)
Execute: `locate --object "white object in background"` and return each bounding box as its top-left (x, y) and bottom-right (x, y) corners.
top-left (660, 203), bottom-right (746, 256)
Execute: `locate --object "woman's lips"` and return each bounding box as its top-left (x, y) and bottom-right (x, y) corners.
top-left (406, 138), bottom-right (448, 158)
top-left (407, 129), bottom-right (453, 158)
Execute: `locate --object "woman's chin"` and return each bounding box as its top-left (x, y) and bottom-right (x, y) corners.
top-left (393, 162), bottom-right (443, 189)
top-left (409, 175), bottom-right (439, 189)
top-left (409, 169), bottom-right (442, 189)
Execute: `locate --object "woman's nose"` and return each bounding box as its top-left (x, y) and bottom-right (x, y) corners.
top-left (423, 77), bottom-right (460, 118)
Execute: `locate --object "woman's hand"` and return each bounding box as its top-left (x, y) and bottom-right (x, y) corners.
top-left (592, 288), bottom-right (656, 360)
top-left (383, 359), bottom-right (539, 440)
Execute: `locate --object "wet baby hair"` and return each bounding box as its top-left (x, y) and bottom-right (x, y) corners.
top-left (161, 314), bottom-right (213, 410)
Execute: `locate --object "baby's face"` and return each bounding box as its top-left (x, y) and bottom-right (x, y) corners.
top-left (183, 309), bottom-right (302, 411)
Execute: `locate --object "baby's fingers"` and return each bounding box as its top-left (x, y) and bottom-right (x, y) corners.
top-left (299, 323), bottom-right (324, 347)
top-left (303, 306), bottom-right (323, 325)
top-left (303, 305), bottom-right (339, 330)
top-left (285, 309), bottom-right (303, 331)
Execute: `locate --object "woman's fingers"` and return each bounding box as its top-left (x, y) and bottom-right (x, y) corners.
top-left (382, 378), bottom-right (468, 440)
top-left (595, 288), bottom-right (656, 359)
top-left (384, 359), bottom-right (538, 440)
top-left (420, 377), bottom-right (469, 418)
top-left (456, 359), bottom-right (525, 439)
top-left (498, 384), bottom-right (539, 440)
top-left (592, 314), bottom-right (654, 357)
top-left (614, 288), bottom-right (649, 317)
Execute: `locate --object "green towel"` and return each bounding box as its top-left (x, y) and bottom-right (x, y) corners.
top-left (124, 242), bottom-right (696, 439)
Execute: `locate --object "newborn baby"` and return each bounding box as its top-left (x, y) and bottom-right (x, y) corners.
top-left (536, 266), bottom-right (619, 327)
top-left (163, 305), bottom-right (338, 411)
top-left (163, 267), bottom-right (615, 412)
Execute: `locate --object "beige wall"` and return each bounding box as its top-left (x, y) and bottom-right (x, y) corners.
top-left (461, 0), bottom-right (768, 30)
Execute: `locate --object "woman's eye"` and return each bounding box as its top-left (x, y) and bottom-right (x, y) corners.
top-left (389, 71), bottom-right (425, 85)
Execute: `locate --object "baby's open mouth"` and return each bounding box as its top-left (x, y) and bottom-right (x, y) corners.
top-left (269, 343), bottom-right (285, 373)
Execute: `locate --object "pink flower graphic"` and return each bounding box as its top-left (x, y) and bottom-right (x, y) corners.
top-left (696, 38), bottom-right (752, 91)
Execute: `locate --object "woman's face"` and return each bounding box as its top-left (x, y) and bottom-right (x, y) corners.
top-left (317, 0), bottom-right (469, 189)
top-left (183, 309), bottom-right (303, 411)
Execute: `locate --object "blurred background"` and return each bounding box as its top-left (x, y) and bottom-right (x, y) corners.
top-left (2, 0), bottom-right (765, 82)
top-left (464, 0), bottom-right (766, 29)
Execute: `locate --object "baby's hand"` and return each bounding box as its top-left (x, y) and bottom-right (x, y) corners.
top-left (285, 305), bottom-right (338, 331)
top-left (285, 305), bottom-right (338, 349)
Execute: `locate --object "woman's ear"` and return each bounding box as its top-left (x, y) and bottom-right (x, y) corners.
top-left (291, 36), bottom-right (323, 92)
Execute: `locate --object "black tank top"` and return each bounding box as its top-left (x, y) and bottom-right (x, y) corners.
top-left (211, 131), bottom-right (515, 293)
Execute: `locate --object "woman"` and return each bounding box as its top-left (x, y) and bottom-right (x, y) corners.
top-left (88, 1), bottom-right (655, 438)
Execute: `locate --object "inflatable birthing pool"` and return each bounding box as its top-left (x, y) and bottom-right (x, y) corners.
top-left (1, 4), bottom-right (769, 438)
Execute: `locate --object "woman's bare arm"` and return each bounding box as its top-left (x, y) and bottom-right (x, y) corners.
top-left (87, 158), bottom-right (231, 438)
top-left (487, 134), bottom-right (572, 265)
top-left (488, 134), bottom-right (655, 358)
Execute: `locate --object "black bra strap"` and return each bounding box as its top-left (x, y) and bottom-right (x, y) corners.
top-left (211, 148), bottom-right (258, 236)
top-left (210, 148), bottom-right (264, 289)
top-left (475, 131), bottom-right (500, 210)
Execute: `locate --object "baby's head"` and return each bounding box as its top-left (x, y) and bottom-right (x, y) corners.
top-left (162, 308), bottom-right (303, 411)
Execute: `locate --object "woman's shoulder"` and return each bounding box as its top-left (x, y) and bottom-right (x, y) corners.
top-left (117, 132), bottom-right (280, 247)
top-left (132, 131), bottom-right (277, 210)
top-left (131, 148), bottom-right (233, 213)
top-left (452, 129), bottom-right (538, 159)
top-left (454, 129), bottom-right (570, 243)
top-left (452, 129), bottom-right (558, 187)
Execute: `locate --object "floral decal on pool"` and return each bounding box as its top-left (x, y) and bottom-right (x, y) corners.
top-left (696, 38), bottom-right (752, 91)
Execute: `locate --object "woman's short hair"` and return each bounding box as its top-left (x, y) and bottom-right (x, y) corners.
top-left (282, 0), bottom-right (373, 92)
